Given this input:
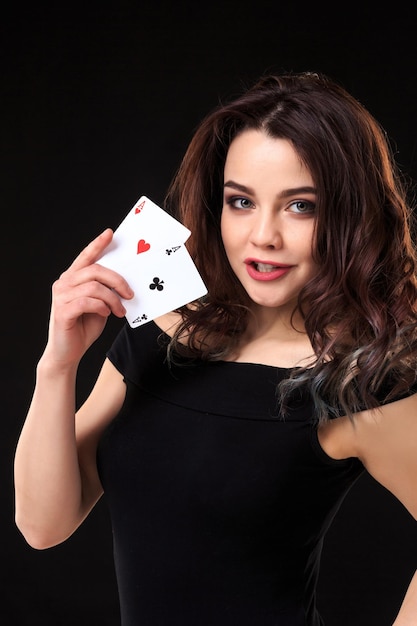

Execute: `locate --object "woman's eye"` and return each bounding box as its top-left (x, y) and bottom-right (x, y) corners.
top-left (228, 197), bottom-right (254, 210)
top-left (287, 200), bottom-right (315, 214)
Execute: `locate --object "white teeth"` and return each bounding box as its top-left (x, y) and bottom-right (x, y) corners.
top-left (255, 263), bottom-right (278, 272)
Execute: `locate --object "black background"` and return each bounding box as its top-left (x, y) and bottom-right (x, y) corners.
top-left (2, 3), bottom-right (417, 624)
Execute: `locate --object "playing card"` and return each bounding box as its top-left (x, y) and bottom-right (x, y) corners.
top-left (114, 244), bottom-right (207, 327)
top-left (97, 195), bottom-right (191, 271)
top-left (98, 196), bottom-right (208, 327)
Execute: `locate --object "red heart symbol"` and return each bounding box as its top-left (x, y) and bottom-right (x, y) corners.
top-left (137, 239), bottom-right (151, 254)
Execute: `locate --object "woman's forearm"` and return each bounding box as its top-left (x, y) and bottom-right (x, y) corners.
top-left (14, 355), bottom-right (85, 549)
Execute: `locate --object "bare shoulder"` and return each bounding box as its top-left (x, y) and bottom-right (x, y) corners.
top-left (352, 392), bottom-right (417, 456)
top-left (318, 392), bottom-right (417, 454)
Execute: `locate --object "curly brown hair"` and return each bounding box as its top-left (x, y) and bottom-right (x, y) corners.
top-left (164, 71), bottom-right (417, 420)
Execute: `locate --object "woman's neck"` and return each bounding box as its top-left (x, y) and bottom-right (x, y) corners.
top-left (227, 307), bottom-right (316, 368)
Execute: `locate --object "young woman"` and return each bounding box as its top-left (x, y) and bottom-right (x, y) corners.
top-left (14, 71), bottom-right (417, 625)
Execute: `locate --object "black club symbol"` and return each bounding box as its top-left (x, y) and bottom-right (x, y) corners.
top-left (149, 277), bottom-right (164, 291)
top-left (165, 246), bottom-right (180, 255)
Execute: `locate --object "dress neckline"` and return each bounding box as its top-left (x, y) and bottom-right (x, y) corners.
top-left (151, 320), bottom-right (305, 373)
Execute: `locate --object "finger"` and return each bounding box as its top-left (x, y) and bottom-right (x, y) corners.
top-left (76, 281), bottom-right (129, 316)
top-left (68, 229), bottom-right (114, 272)
top-left (53, 277), bottom-right (130, 316)
top-left (60, 294), bottom-right (123, 324)
top-left (58, 264), bottom-right (134, 301)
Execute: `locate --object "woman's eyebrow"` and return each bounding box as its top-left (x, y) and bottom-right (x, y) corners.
top-left (224, 180), bottom-right (317, 197)
top-left (223, 180), bottom-right (253, 193)
top-left (279, 186), bottom-right (317, 198)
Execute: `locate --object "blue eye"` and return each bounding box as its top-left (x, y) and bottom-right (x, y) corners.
top-left (288, 200), bottom-right (315, 214)
top-left (227, 196), bottom-right (254, 210)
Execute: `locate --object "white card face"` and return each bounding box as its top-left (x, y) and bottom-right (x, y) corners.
top-left (98, 196), bottom-right (208, 327)
top-left (117, 244), bottom-right (207, 327)
top-left (97, 195), bottom-right (191, 272)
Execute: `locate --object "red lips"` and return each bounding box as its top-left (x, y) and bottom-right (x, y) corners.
top-left (244, 258), bottom-right (293, 281)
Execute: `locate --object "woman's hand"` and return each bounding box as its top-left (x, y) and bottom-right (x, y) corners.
top-left (44, 228), bottom-right (133, 368)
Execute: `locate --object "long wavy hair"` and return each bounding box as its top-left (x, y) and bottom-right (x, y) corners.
top-left (164, 71), bottom-right (417, 421)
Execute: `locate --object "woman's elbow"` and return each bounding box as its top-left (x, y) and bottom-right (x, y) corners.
top-left (15, 511), bottom-right (74, 550)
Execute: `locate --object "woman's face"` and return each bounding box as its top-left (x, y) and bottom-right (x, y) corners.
top-left (221, 129), bottom-right (318, 317)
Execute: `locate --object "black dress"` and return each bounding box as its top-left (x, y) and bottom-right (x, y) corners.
top-left (97, 321), bottom-right (365, 625)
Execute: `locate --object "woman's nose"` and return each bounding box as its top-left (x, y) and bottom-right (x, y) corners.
top-left (249, 212), bottom-right (283, 249)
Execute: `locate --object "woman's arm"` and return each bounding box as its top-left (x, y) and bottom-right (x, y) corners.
top-left (14, 357), bottom-right (126, 548)
top-left (14, 229), bottom-right (133, 548)
top-left (319, 392), bottom-right (417, 520)
top-left (319, 393), bottom-right (417, 622)
top-left (353, 393), bottom-right (417, 521)
top-left (393, 570), bottom-right (417, 625)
